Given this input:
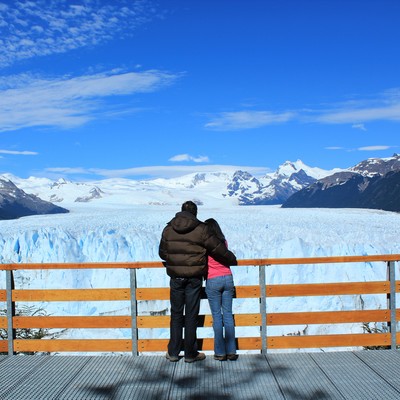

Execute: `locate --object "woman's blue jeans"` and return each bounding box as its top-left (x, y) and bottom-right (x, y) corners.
top-left (205, 274), bottom-right (236, 355)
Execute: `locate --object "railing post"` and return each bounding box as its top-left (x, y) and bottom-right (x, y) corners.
top-left (130, 268), bottom-right (139, 356)
top-left (6, 270), bottom-right (15, 355)
top-left (387, 261), bottom-right (397, 350)
top-left (259, 264), bottom-right (267, 355)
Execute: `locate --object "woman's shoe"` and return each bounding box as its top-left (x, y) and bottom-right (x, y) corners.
top-left (227, 354), bottom-right (238, 361)
top-left (213, 354), bottom-right (227, 361)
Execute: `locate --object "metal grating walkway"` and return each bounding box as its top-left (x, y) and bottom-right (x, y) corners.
top-left (1, 351), bottom-right (400, 399)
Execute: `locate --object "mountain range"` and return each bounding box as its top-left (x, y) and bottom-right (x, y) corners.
top-left (0, 154), bottom-right (399, 219)
top-left (282, 154), bottom-right (400, 211)
top-left (0, 178), bottom-right (69, 220)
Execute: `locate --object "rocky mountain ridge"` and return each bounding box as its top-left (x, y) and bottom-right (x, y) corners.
top-left (282, 154), bottom-right (400, 211)
top-left (0, 178), bottom-right (69, 220)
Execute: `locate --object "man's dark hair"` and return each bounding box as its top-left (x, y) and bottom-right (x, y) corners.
top-left (181, 200), bottom-right (198, 216)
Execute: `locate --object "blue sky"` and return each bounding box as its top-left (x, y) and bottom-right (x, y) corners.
top-left (0, 0), bottom-right (399, 180)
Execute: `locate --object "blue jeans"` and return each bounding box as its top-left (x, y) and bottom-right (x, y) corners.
top-left (206, 275), bottom-right (236, 355)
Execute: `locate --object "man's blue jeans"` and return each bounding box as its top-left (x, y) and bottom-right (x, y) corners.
top-left (205, 274), bottom-right (236, 355)
top-left (168, 277), bottom-right (202, 359)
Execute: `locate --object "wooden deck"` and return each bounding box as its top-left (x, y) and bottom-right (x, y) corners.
top-left (1, 351), bottom-right (400, 399)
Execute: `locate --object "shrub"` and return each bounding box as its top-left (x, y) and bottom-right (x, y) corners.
top-left (0, 305), bottom-right (55, 355)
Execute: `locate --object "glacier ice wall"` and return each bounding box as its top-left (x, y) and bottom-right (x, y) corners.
top-left (1, 205), bottom-right (400, 349)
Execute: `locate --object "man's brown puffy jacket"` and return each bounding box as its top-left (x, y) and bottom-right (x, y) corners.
top-left (159, 211), bottom-right (237, 278)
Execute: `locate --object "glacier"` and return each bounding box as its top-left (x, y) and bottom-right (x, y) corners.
top-left (1, 203), bottom-right (400, 352)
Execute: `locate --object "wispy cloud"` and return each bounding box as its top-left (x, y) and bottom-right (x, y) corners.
top-left (169, 154), bottom-right (209, 163)
top-left (0, 0), bottom-right (157, 68)
top-left (352, 123), bottom-right (366, 131)
top-left (313, 104), bottom-right (400, 124)
top-left (0, 69), bottom-right (180, 131)
top-left (0, 149), bottom-right (38, 155)
top-left (45, 164), bottom-right (270, 179)
top-left (357, 145), bottom-right (392, 151)
top-left (205, 88), bottom-right (400, 131)
top-left (325, 145), bottom-right (395, 152)
top-left (308, 89), bottom-right (400, 124)
top-left (45, 167), bottom-right (90, 175)
top-left (205, 111), bottom-right (295, 131)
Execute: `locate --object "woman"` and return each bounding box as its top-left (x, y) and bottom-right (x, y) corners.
top-left (205, 218), bottom-right (238, 361)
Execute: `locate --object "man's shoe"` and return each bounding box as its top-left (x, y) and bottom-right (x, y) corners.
top-left (227, 354), bottom-right (238, 361)
top-left (184, 352), bottom-right (206, 363)
top-left (166, 352), bottom-right (179, 362)
top-left (213, 354), bottom-right (227, 361)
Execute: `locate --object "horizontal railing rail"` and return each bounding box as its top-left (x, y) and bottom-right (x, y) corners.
top-left (1, 254), bottom-right (400, 270)
top-left (1, 254), bottom-right (400, 355)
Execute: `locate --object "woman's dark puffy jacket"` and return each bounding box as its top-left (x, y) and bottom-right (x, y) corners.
top-left (159, 211), bottom-right (237, 278)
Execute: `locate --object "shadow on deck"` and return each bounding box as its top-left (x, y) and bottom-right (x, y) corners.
top-left (1, 351), bottom-right (400, 399)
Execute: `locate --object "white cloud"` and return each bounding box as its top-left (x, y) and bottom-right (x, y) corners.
top-left (325, 145), bottom-right (395, 152)
top-left (357, 145), bottom-right (392, 151)
top-left (314, 104), bottom-right (400, 124)
top-left (309, 90), bottom-right (400, 125)
top-left (0, 0), bottom-right (157, 68)
top-left (206, 89), bottom-right (400, 131)
top-left (0, 69), bottom-right (180, 131)
top-left (352, 123), bottom-right (367, 131)
top-left (169, 154), bottom-right (209, 163)
top-left (205, 111), bottom-right (295, 131)
top-left (44, 167), bottom-right (89, 175)
top-left (0, 149), bottom-right (38, 155)
top-left (45, 164), bottom-right (271, 179)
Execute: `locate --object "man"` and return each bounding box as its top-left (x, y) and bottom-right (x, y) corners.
top-left (159, 200), bottom-right (237, 363)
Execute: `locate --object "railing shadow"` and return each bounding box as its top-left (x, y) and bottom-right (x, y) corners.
top-left (74, 355), bottom-right (335, 400)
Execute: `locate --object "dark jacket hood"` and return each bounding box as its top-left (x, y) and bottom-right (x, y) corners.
top-left (170, 211), bottom-right (200, 234)
top-left (159, 210), bottom-right (237, 278)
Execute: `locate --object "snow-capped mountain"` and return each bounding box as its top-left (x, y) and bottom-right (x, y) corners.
top-left (2, 155), bottom-right (399, 215)
top-left (229, 160), bottom-right (339, 205)
top-left (6, 175), bottom-right (108, 205)
top-left (1, 160), bottom-right (338, 211)
top-left (0, 177), bottom-right (69, 220)
top-left (282, 154), bottom-right (400, 211)
top-left (75, 187), bottom-right (104, 203)
top-left (224, 171), bottom-right (265, 204)
top-left (350, 153), bottom-right (400, 176)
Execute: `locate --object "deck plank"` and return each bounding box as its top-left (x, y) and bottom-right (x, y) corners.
top-left (223, 354), bottom-right (285, 399)
top-left (117, 356), bottom-right (178, 399)
top-left (266, 353), bottom-right (345, 399)
top-left (58, 356), bottom-right (133, 399)
top-left (310, 352), bottom-right (400, 400)
top-left (4, 356), bottom-right (92, 400)
top-left (0, 352), bottom-right (399, 399)
top-left (353, 351), bottom-right (400, 393)
top-left (168, 355), bottom-right (224, 399)
top-left (0, 355), bottom-right (53, 399)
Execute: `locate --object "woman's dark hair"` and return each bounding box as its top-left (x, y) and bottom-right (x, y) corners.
top-left (205, 218), bottom-right (225, 241)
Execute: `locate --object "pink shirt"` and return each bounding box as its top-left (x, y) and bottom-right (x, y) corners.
top-left (207, 241), bottom-right (233, 280)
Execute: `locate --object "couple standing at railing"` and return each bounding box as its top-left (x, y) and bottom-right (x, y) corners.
top-left (159, 200), bottom-right (238, 363)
